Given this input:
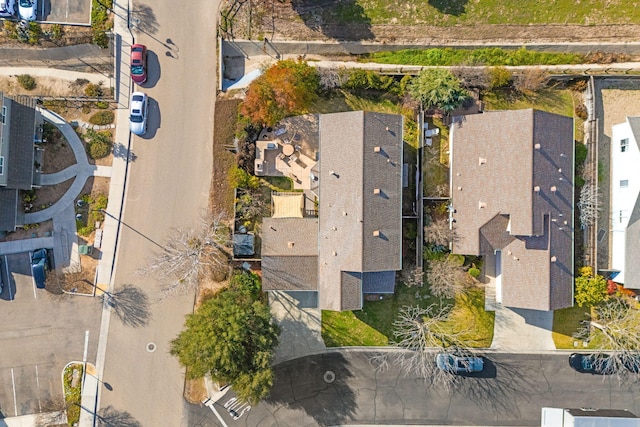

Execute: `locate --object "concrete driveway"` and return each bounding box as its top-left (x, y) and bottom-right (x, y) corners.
top-left (40, 0), bottom-right (92, 25)
top-left (99, 0), bottom-right (219, 425)
top-left (0, 253), bottom-right (100, 418)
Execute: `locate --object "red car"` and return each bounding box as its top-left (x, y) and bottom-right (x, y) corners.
top-left (130, 44), bottom-right (147, 84)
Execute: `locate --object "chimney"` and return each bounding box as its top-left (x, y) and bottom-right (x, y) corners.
top-left (478, 157), bottom-right (487, 165)
top-left (551, 186), bottom-right (557, 192)
top-left (534, 186), bottom-right (540, 193)
top-left (373, 188), bottom-right (381, 195)
top-left (373, 230), bottom-right (380, 237)
top-left (535, 143), bottom-right (541, 150)
top-left (478, 201), bottom-right (486, 209)
top-left (287, 242), bottom-right (295, 248)
top-left (551, 256), bottom-right (557, 263)
top-left (374, 146), bottom-right (381, 153)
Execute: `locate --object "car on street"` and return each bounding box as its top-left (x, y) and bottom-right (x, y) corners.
top-left (623, 354), bottom-right (640, 373)
top-left (0, 0), bottom-right (16, 17)
top-left (569, 353), bottom-right (615, 375)
top-left (30, 248), bottom-right (49, 289)
top-left (130, 44), bottom-right (148, 84)
top-left (129, 92), bottom-right (148, 136)
top-left (436, 353), bottom-right (484, 374)
top-left (17, 0), bottom-right (35, 20)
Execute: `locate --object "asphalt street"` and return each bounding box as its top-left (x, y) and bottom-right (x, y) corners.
top-left (189, 351), bottom-right (640, 427)
top-left (0, 253), bottom-right (100, 418)
top-left (98, 0), bottom-right (219, 425)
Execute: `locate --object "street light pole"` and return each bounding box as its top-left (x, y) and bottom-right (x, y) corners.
top-left (95, 209), bottom-right (165, 251)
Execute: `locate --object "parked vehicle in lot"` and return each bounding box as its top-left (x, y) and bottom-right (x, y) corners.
top-left (130, 44), bottom-right (148, 84)
top-left (569, 353), bottom-right (615, 375)
top-left (31, 248), bottom-right (50, 289)
top-left (129, 92), bottom-right (148, 135)
top-left (0, 0), bottom-right (16, 17)
top-left (436, 353), bottom-right (484, 374)
top-left (17, 0), bottom-right (35, 20)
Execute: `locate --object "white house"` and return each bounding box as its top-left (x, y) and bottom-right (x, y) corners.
top-left (610, 117), bottom-right (640, 289)
top-left (542, 407), bottom-right (640, 427)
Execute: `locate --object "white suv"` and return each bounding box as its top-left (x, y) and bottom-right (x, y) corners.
top-left (0, 0), bottom-right (16, 17)
top-left (129, 92), bottom-right (148, 136)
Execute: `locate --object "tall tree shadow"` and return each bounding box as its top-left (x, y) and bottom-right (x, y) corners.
top-left (267, 352), bottom-right (357, 425)
top-left (100, 284), bottom-right (151, 327)
top-left (97, 405), bottom-right (142, 427)
top-left (290, 0), bottom-right (374, 41)
top-left (428, 0), bottom-right (469, 16)
top-left (131, 4), bottom-right (159, 35)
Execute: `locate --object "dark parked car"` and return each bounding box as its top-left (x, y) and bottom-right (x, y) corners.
top-left (31, 248), bottom-right (50, 289)
top-left (436, 353), bottom-right (484, 374)
top-left (130, 44), bottom-right (147, 84)
top-left (623, 354), bottom-right (640, 373)
top-left (569, 353), bottom-right (615, 375)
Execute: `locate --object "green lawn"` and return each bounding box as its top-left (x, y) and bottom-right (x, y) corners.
top-left (320, 0), bottom-right (639, 26)
top-left (483, 88), bottom-right (574, 117)
top-left (552, 305), bottom-right (598, 349)
top-left (322, 285), bottom-right (494, 348)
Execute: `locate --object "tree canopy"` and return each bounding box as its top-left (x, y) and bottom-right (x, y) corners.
top-left (240, 59), bottom-right (320, 126)
top-left (170, 271), bottom-right (279, 403)
top-left (408, 69), bottom-right (468, 113)
top-left (574, 266), bottom-right (607, 307)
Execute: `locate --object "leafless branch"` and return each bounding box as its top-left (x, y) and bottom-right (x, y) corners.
top-left (139, 212), bottom-right (232, 296)
top-left (424, 218), bottom-right (453, 247)
top-left (577, 183), bottom-right (601, 227)
top-left (425, 259), bottom-right (468, 298)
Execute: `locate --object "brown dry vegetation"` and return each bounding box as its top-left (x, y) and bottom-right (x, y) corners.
top-left (210, 98), bottom-right (240, 217)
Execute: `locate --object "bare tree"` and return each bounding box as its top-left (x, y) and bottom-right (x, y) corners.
top-left (102, 284), bottom-right (151, 327)
top-left (574, 297), bottom-right (640, 380)
top-left (403, 266), bottom-right (424, 288)
top-left (513, 68), bottom-right (549, 95)
top-left (577, 183), bottom-right (601, 227)
top-left (451, 67), bottom-right (490, 90)
top-left (236, 188), bottom-right (267, 222)
top-left (140, 212), bottom-right (232, 296)
top-left (371, 304), bottom-right (477, 390)
top-left (425, 258), bottom-right (468, 298)
top-left (424, 218), bottom-right (452, 247)
top-left (317, 67), bottom-right (348, 91)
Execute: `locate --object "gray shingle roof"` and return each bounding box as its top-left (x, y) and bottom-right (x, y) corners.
top-left (625, 193), bottom-right (640, 289)
top-left (261, 256), bottom-right (318, 291)
top-left (451, 109), bottom-right (574, 311)
top-left (0, 188), bottom-right (18, 231)
top-left (318, 111), bottom-right (403, 311)
top-left (4, 95), bottom-right (36, 190)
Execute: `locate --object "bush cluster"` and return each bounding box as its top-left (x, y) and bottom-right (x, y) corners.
top-left (85, 129), bottom-right (113, 159)
top-left (89, 110), bottom-right (115, 125)
top-left (84, 83), bottom-right (104, 97)
top-left (17, 74), bottom-right (36, 90)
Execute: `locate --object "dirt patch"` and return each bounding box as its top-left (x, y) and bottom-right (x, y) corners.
top-left (1, 220), bottom-right (53, 241)
top-left (210, 98), bottom-right (239, 217)
top-left (42, 133), bottom-right (75, 174)
top-left (0, 23), bottom-right (93, 47)
top-left (224, 1), bottom-right (640, 45)
top-left (0, 75), bottom-right (93, 98)
top-left (29, 178), bottom-right (74, 212)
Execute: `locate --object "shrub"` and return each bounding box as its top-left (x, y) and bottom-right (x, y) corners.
top-left (93, 29), bottom-right (109, 49)
top-left (84, 83), bottom-right (104, 97)
top-left (3, 21), bottom-right (18, 39)
top-left (43, 99), bottom-right (67, 114)
top-left (26, 22), bottom-right (41, 45)
top-left (488, 67), bottom-right (512, 89)
top-left (228, 166), bottom-right (259, 189)
top-left (50, 24), bottom-right (63, 40)
top-left (513, 68), bottom-right (549, 95)
top-left (575, 103), bottom-right (588, 120)
top-left (85, 129), bottom-right (112, 159)
top-left (575, 143), bottom-right (588, 166)
top-left (568, 78), bottom-right (588, 92)
top-left (95, 101), bottom-right (109, 109)
top-left (89, 110), bottom-right (115, 125)
top-left (17, 74), bottom-right (36, 90)
top-left (468, 267), bottom-right (481, 278)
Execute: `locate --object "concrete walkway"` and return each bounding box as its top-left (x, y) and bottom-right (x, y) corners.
top-left (491, 306), bottom-right (556, 352)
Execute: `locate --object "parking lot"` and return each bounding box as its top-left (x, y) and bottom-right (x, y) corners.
top-left (0, 252), bottom-right (101, 417)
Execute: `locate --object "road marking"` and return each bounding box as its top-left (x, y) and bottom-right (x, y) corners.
top-left (11, 368), bottom-right (18, 416)
top-left (203, 398), bottom-right (228, 427)
top-left (35, 365), bottom-right (41, 412)
top-left (30, 251), bottom-right (37, 299)
top-left (83, 330), bottom-right (90, 363)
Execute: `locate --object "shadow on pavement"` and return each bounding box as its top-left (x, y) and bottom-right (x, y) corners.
top-left (268, 352), bottom-right (357, 425)
top-left (131, 3), bottom-right (159, 35)
top-left (142, 50), bottom-right (161, 89)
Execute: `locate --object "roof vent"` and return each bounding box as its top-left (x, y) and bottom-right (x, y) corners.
top-left (332, 251), bottom-right (337, 256)
top-left (343, 211), bottom-right (348, 216)
top-left (373, 188), bottom-right (381, 195)
top-left (329, 170), bottom-right (339, 178)
top-left (373, 230), bottom-right (380, 237)
top-left (513, 256), bottom-right (519, 261)
top-left (456, 173), bottom-right (461, 176)
top-left (534, 186), bottom-right (540, 193)
top-left (457, 186), bottom-right (463, 191)
top-left (478, 201), bottom-right (486, 209)
top-left (558, 168), bottom-right (562, 173)
top-left (535, 143), bottom-right (541, 150)
top-left (551, 186), bottom-right (557, 192)
top-left (374, 146), bottom-right (381, 153)
top-left (564, 220), bottom-right (568, 225)
top-left (551, 256), bottom-right (557, 263)
top-left (287, 242), bottom-right (295, 248)
top-left (507, 250), bottom-right (512, 256)
top-left (478, 157), bottom-right (487, 165)
top-left (331, 226), bottom-right (337, 231)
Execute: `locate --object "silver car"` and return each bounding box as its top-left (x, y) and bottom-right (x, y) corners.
top-left (129, 92), bottom-right (148, 136)
top-left (0, 0), bottom-right (16, 17)
top-left (17, 0), bottom-right (35, 20)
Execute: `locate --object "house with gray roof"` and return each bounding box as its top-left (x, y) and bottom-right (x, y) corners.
top-left (449, 109), bottom-right (574, 311)
top-left (610, 117), bottom-right (640, 290)
top-left (0, 93), bottom-right (42, 232)
top-left (260, 111), bottom-right (404, 311)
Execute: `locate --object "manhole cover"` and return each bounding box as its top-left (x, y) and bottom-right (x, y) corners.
top-left (146, 342), bottom-right (157, 353)
top-left (323, 370), bottom-right (335, 383)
